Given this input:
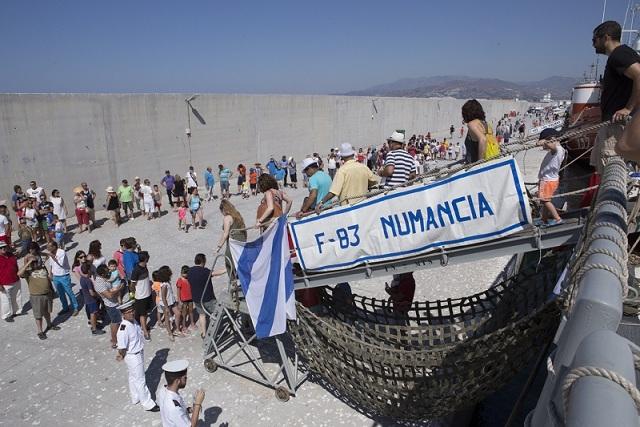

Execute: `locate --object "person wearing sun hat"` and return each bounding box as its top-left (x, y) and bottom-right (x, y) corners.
top-left (157, 359), bottom-right (206, 426)
top-left (105, 186), bottom-right (121, 227)
top-left (296, 157), bottom-right (332, 219)
top-left (315, 142), bottom-right (378, 212)
top-left (115, 297), bottom-right (159, 412)
top-left (378, 130), bottom-right (416, 188)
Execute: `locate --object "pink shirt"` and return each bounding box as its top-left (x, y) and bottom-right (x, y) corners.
top-left (112, 250), bottom-right (125, 278)
top-left (178, 207), bottom-right (187, 220)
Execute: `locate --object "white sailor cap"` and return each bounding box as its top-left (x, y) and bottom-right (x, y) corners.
top-left (117, 299), bottom-right (135, 311)
top-left (162, 359), bottom-right (189, 373)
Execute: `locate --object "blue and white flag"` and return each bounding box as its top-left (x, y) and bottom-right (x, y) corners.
top-left (229, 215), bottom-right (296, 338)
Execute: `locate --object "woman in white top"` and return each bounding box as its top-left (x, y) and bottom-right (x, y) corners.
top-left (49, 189), bottom-right (68, 232)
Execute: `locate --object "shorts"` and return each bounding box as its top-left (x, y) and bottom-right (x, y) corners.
top-left (143, 200), bottom-right (155, 213)
top-left (85, 302), bottom-right (98, 315)
top-left (105, 306), bottom-right (122, 324)
top-left (194, 299), bottom-right (216, 318)
top-left (590, 122), bottom-right (623, 175)
top-left (538, 180), bottom-right (560, 202)
top-left (134, 295), bottom-right (154, 317)
top-left (237, 175), bottom-right (246, 185)
top-left (250, 183), bottom-right (257, 190)
top-left (121, 201), bottom-right (133, 212)
top-left (75, 208), bottom-right (90, 225)
top-left (220, 181), bottom-right (230, 192)
top-left (289, 173), bottom-right (297, 183)
top-left (30, 293), bottom-right (53, 319)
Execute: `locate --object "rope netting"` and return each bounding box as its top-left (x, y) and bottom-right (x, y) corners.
top-left (289, 250), bottom-right (570, 419)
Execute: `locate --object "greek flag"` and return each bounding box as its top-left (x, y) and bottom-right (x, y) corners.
top-left (229, 215), bottom-right (296, 338)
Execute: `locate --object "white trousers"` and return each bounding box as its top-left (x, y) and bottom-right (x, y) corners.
top-left (0, 280), bottom-right (22, 319)
top-left (124, 351), bottom-right (155, 410)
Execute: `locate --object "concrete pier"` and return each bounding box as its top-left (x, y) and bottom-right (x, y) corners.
top-left (0, 93), bottom-right (527, 202)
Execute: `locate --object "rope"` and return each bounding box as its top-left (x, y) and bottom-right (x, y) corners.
top-left (562, 366), bottom-right (640, 418)
top-left (531, 185), bottom-right (599, 202)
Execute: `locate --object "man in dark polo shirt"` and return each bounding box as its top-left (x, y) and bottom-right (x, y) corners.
top-left (590, 20), bottom-right (640, 172)
top-left (188, 253), bottom-right (213, 339)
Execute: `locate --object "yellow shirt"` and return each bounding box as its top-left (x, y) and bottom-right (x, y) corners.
top-left (329, 159), bottom-right (378, 205)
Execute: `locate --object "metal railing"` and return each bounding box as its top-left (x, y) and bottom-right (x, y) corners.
top-left (528, 156), bottom-right (639, 426)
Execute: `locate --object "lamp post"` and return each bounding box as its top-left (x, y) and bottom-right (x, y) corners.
top-left (185, 94), bottom-right (199, 166)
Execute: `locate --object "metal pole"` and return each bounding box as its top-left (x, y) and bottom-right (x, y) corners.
top-left (186, 102), bottom-right (192, 166)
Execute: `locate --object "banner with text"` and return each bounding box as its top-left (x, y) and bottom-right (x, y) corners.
top-left (289, 157), bottom-right (531, 271)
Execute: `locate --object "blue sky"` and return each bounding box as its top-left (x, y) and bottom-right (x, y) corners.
top-left (0, 0), bottom-right (631, 94)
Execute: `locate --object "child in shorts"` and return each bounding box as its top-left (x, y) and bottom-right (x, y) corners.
top-left (242, 180), bottom-right (250, 199)
top-left (157, 266), bottom-right (183, 341)
top-left (17, 217), bottom-right (33, 257)
top-left (107, 259), bottom-right (123, 305)
top-left (79, 263), bottom-right (104, 335)
top-left (53, 215), bottom-right (65, 248)
top-left (175, 265), bottom-right (193, 331)
top-left (152, 184), bottom-right (162, 218)
top-left (177, 201), bottom-right (188, 232)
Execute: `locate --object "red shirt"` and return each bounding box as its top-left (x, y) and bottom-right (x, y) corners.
top-left (176, 277), bottom-right (193, 302)
top-left (0, 253), bottom-right (19, 285)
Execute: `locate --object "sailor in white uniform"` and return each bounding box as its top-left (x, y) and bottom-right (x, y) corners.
top-left (115, 299), bottom-right (158, 412)
top-left (157, 359), bottom-right (205, 427)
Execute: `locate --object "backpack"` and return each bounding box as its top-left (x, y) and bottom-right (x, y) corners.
top-left (484, 122), bottom-right (500, 160)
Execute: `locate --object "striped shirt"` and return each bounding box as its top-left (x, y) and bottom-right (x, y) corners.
top-left (383, 149), bottom-right (416, 187)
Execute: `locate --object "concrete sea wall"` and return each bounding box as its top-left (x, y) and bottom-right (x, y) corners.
top-left (0, 94), bottom-right (528, 204)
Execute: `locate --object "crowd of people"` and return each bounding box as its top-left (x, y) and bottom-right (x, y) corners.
top-left (0, 99), bottom-right (536, 424)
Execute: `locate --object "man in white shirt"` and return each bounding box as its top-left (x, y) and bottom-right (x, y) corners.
top-left (0, 205), bottom-right (11, 246)
top-left (537, 128), bottom-right (566, 226)
top-left (46, 241), bottom-right (79, 315)
top-left (26, 181), bottom-right (45, 200)
top-left (139, 179), bottom-right (155, 220)
top-left (157, 360), bottom-right (205, 426)
top-left (115, 299), bottom-right (158, 412)
top-left (185, 166), bottom-right (198, 192)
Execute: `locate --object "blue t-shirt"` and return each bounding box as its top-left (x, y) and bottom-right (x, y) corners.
top-left (190, 195), bottom-right (201, 211)
top-left (267, 161), bottom-right (278, 175)
top-left (204, 170), bottom-right (215, 187)
top-left (219, 168), bottom-right (231, 182)
top-left (161, 175), bottom-right (175, 190)
top-left (123, 250), bottom-right (139, 279)
top-left (308, 170), bottom-right (332, 208)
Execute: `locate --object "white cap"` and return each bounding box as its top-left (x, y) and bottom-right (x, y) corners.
top-left (301, 157), bottom-right (318, 171)
top-left (387, 131), bottom-right (405, 144)
top-left (162, 359), bottom-right (189, 372)
top-left (338, 143), bottom-right (355, 157)
top-left (117, 299), bottom-right (135, 311)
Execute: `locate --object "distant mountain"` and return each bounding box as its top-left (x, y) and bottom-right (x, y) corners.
top-left (345, 75), bottom-right (577, 101)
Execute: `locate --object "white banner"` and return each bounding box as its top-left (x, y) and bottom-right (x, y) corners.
top-left (289, 157), bottom-right (531, 271)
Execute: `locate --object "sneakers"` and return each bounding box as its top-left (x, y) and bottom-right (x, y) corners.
top-left (546, 219), bottom-right (563, 226)
top-left (37, 332), bottom-right (47, 340)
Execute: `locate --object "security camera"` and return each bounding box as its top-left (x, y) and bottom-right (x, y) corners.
top-left (185, 128), bottom-right (191, 136)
